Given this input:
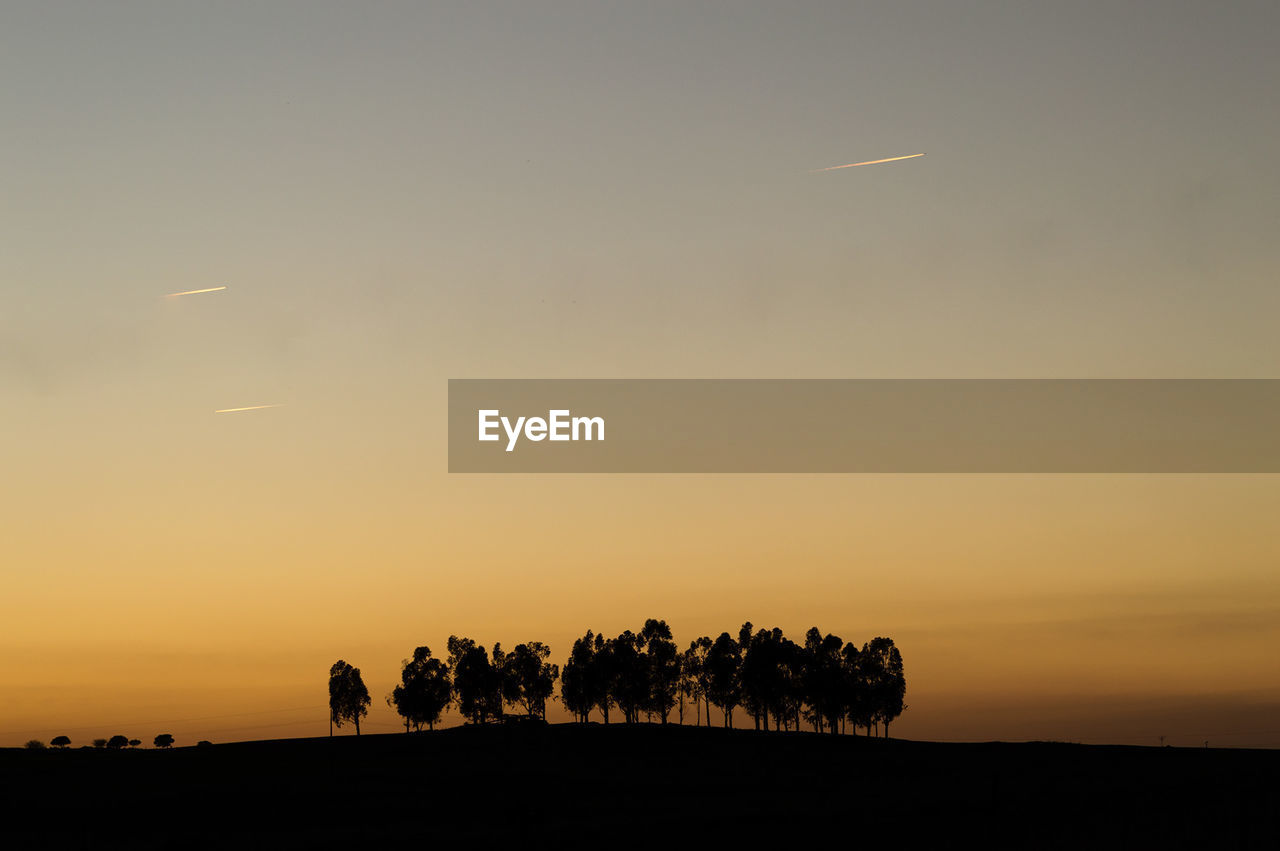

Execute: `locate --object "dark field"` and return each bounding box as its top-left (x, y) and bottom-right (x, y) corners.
top-left (4, 724), bottom-right (1278, 849)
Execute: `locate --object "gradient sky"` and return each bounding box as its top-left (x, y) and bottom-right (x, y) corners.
top-left (3, 1), bottom-right (1278, 748)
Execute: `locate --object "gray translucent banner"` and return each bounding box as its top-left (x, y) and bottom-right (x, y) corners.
top-left (447, 379), bottom-right (1280, 473)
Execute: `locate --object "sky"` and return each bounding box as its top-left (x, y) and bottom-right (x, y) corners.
top-left (2, 1), bottom-right (1278, 747)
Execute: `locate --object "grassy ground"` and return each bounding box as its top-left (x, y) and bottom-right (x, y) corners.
top-left (4, 723), bottom-right (1278, 848)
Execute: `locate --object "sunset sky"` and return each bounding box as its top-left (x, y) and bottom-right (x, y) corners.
top-left (3, 2), bottom-right (1278, 748)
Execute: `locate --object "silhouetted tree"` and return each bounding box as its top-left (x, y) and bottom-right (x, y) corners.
top-left (447, 636), bottom-right (501, 724)
top-left (863, 637), bottom-right (907, 737)
top-left (802, 628), bottom-right (846, 735)
top-left (503, 641), bottom-right (559, 719)
top-left (128, 739), bottom-right (141, 748)
top-left (560, 630), bottom-right (599, 723)
top-left (24, 739), bottom-right (46, 750)
top-left (590, 633), bottom-right (618, 723)
top-left (328, 660), bottom-right (372, 735)
top-left (685, 636), bottom-right (714, 725)
top-left (389, 646), bottom-right (453, 732)
top-left (842, 642), bottom-right (872, 736)
top-left (609, 631), bottom-right (648, 723)
top-left (197, 740), bottom-right (213, 747)
top-left (93, 738), bottom-right (108, 749)
top-left (676, 647), bottom-right (697, 724)
top-left (739, 623), bottom-right (794, 731)
top-left (705, 632), bottom-right (742, 727)
top-left (153, 734), bottom-right (174, 749)
top-left (106, 735), bottom-right (129, 750)
top-left (641, 619), bottom-right (680, 724)
top-left (50, 736), bottom-right (70, 748)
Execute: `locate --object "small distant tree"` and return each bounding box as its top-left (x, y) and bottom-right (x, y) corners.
top-left (328, 660), bottom-right (372, 735)
top-left (50, 736), bottom-right (71, 748)
top-left (128, 739), bottom-right (141, 748)
top-left (446, 637), bottom-right (501, 724)
top-left (589, 634), bottom-right (618, 724)
top-left (676, 648), bottom-right (696, 724)
top-left (863, 637), bottom-right (906, 737)
top-left (686, 636), bottom-right (714, 725)
top-left (93, 738), bottom-right (108, 749)
top-left (641, 619), bottom-right (680, 724)
top-left (197, 740), bottom-right (213, 747)
top-left (503, 641), bottom-right (559, 719)
top-left (705, 632), bottom-right (742, 728)
top-left (154, 733), bottom-right (174, 749)
top-left (608, 631), bottom-right (646, 724)
top-left (106, 735), bottom-right (129, 749)
top-left (389, 646), bottom-right (453, 731)
top-left (802, 628), bottom-right (846, 735)
top-left (24, 739), bottom-right (46, 750)
top-left (560, 630), bottom-right (600, 723)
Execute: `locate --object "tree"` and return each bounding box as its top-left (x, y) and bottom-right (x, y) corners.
top-left (153, 734), bottom-right (174, 749)
top-left (447, 636), bottom-right (501, 724)
top-left (503, 641), bottom-right (559, 719)
top-left (676, 647), bottom-right (697, 725)
top-left (106, 735), bottom-right (129, 749)
top-left (50, 736), bottom-right (71, 749)
top-left (802, 628), bottom-right (846, 735)
top-left (590, 633), bottom-right (618, 723)
top-left (93, 738), bottom-right (108, 749)
top-left (24, 739), bottom-right (46, 750)
top-left (842, 642), bottom-right (872, 736)
top-left (685, 636), bottom-right (714, 726)
top-left (740, 623), bottom-right (791, 731)
top-left (389, 646), bottom-right (453, 731)
top-left (705, 632), bottom-right (742, 728)
top-left (328, 660), bottom-right (372, 735)
top-left (128, 739), bottom-right (141, 748)
top-left (560, 630), bottom-right (599, 723)
top-left (641, 619), bottom-right (680, 724)
top-left (608, 631), bottom-right (647, 723)
top-left (863, 637), bottom-right (906, 737)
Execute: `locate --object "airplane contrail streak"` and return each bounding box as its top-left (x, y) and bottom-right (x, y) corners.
top-left (810, 153), bottom-right (925, 172)
top-left (167, 286), bottom-right (227, 297)
top-left (214, 404), bottom-right (282, 414)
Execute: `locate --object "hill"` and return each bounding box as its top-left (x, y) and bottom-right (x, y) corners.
top-left (4, 723), bottom-right (1278, 848)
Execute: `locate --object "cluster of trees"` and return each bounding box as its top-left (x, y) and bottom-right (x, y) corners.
top-left (334, 620), bottom-right (906, 738)
top-left (562, 622), bottom-right (907, 736)
top-left (330, 639), bottom-right (561, 735)
top-left (25, 733), bottom-right (180, 750)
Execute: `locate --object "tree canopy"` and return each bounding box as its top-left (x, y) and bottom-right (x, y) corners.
top-left (389, 646), bottom-right (453, 732)
top-left (328, 660), bottom-right (372, 735)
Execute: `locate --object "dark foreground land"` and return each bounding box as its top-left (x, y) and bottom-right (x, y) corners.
top-left (4, 724), bottom-right (1278, 849)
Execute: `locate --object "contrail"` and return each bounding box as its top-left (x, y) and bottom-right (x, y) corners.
top-left (166, 286), bottom-right (227, 297)
top-left (810, 153), bottom-right (925, 172)
top-left (214, 404), bottom-right (281, 414)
